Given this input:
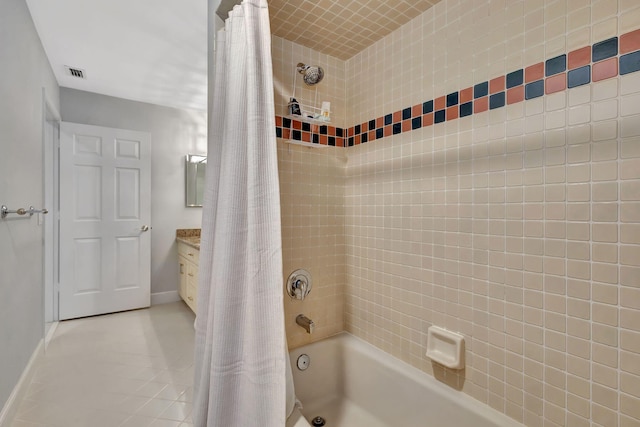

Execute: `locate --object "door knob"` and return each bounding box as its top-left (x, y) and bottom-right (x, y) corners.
top-left (141, 225), bottom-right (150, 232)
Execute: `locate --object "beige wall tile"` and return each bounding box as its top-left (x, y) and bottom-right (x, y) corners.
top-left (265, 0), bottom-right (640, 426)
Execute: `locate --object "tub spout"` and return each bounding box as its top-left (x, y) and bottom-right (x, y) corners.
top-left (296, 314), bottom-right (314, 334)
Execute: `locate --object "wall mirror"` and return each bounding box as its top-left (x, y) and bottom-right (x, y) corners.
top-left (186, 154), bottom-right (206, 207)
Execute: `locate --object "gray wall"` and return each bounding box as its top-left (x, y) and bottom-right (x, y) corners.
top-left (60, 88), bottom-right (207, 297)
top-left (0, 0), bottom-right (60, 410)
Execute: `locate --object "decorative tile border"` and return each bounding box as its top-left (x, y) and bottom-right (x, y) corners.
top-left (275, 29), bottom-right (640, 148)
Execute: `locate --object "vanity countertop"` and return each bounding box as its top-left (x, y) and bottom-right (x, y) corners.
top-left (176, 229), bottom-right (201, 250)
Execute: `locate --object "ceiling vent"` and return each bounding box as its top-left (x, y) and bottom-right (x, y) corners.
top-left (64, 66), bottom-right (86, 79)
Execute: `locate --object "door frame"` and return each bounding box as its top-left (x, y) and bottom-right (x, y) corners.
top-left (42, 89), bottom-right (61, 348)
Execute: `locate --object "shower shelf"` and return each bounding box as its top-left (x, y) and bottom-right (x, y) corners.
top-left (284, 139), bottom-right (330, 148)
top-left (285, 114), bottom-right (330, 126)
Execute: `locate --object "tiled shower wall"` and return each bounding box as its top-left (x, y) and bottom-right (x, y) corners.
top-left (278, 142), bottom-right (347, 349)
top-left (344, 1), bottom-right (640, 427)
top-left (273, 36), bottom-right (348, 348)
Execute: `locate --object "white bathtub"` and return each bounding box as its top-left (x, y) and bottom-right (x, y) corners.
top-left (286, 332), bottom-right (524, 427)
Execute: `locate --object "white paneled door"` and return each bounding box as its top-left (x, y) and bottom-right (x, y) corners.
top-left (59, 122), bottom-right (151, 320)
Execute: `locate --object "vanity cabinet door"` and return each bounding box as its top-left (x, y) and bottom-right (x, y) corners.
top-left (178, 256), bottom-right (188, 301)
top-left (185, 262), bottom-right (198, 312)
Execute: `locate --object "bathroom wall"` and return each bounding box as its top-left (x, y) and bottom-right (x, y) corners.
top-left (343, 1), bottom-right (640, 426)
top-left (60, 88), bottom-right (207, 300)
top-left (0, 0), bottom-right (59, 412)
top-left (278, 141), bottom-right (347, 348)
top-left (272, 36), bottom-right (348, 348)
top-left (272, 35), bottom-right (347, 129)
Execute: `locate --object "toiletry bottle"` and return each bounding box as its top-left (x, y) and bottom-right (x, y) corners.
top-left (289, 97), bottom-right (301, 115)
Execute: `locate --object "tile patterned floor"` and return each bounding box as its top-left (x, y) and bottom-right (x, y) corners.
top-left (11, 302), bottom-right (196, 427)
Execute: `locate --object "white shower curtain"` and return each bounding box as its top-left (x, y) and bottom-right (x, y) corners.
top-left (192, 1), bottom-right (288, 425)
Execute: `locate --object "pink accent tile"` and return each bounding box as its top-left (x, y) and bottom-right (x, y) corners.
top-left (276, 116), bottom-right (282, 126)
top-left (384, 125), bottom-right (392, 137)
top-left (423, 113), bottom-right (434, 127)
top-left (545, 73), bottom-right (567, 94)
top-left (525, 62), bottom-right (544, 83)
top-left (376, 117), bottom-right (384, 128)
top-left (592, 57), bottom-right (618, 81)
top-left (507, 86), bottom-right (525, 104)
top-left (282, 129), bottom-right (291, 139)
top-left (328, 126), bottom-right (336, 136)
top-left (474, 97), bottom-right (488, 114)
top-left (348, 127), bottom-right (354, 137)
top-left (402, 120), bottom-right (411, 132)
top-left (490, 76), bottom-right (505, 94)
top-left (412, 104), bottom-right (422, 117)
top-left (302, 132), bottom-right (311, 142)
top-left (446, 106), bottom-right (459, 121)
top-left (320, 135), bottom-right (328, 145)
top-left (368, 130), bottom-right (375, 141)
top-left (355, 135), bottom-right (361, 145)
top-left (435, 96), bottom-right (446, 111)
top-left (621, 29), bottom-right (640, 54)
top-left (292, 120), bottom-right (302, 130)
top-left (568, 46), bottom-right (591, 70)
top-left (460, 87), bottom-right (473, 103)
top-left (393, 111), bottom-right (402, 123)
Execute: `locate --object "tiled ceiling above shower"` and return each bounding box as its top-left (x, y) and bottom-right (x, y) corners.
top-left (268, 0), bottom-right (442, 60)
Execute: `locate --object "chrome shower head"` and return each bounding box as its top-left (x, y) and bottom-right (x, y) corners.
top-left (297, 62), bottom-right (324, 86)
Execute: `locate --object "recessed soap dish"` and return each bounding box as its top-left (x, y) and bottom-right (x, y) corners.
top-left (426, 326), bottom-right (465, 369)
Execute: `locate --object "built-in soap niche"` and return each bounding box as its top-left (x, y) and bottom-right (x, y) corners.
top-left (426, 326), bottom-right (465, 370)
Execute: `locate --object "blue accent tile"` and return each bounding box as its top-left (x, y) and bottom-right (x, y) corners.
top-left (376, 128), bottom-right (383, 139)
top-left (384, 114), bottom-right (393, 125)
top-left (354, 124), bottom-right (361, 135)
top-left (593, 37), bottom-right (618, 62)
top-left (434, 110), bottom-right (446, 123)
top-left (336, 128), bottom-right (343, 137)
top-left (302, 122), bottom-right (311, 132)
top-left (412, 117), bottom-right (422, 130)
top-left (292, 130), bottom-right (302, 140)
top-left (620, 51), bottom-right (640, 75)
top-left (460, 102), bottom-right (473, 117)
top-left (402, 107), bottom-right (412, 120)
top-left (328, 137), bottom-right (336, 146)
top-left (369, 119), bottom-right (376, 130)
top-left (313, 134), bottom-right (319, 144)
top-left (546, 54), bottom-right (567, 76)
top-left (276, 127), bottom-right (282, 138)
top-left (489, 92), bottom-right (505, 109)
top-left (506, 69), bottom-right (524, 88)
top-left (447, 92), bottom-right (459, 107)
top-left (568, 65), bottom-right (591, 88)
top-left (361, 133), bottom-right (368, 143)
top-left (525, 80), bottom-right (544, 99)
top-left (348, 137), bottom-right (354, 146)
top-left (282, 117), bottom-right (291, 128)
top-left (392, 123), bottom-right (402, 134)
top-left (474, 82), bottom-right (489, 98)
top-left (423, 100), bottom-right (434, 114)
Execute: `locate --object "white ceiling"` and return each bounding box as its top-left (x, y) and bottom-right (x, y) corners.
top-left (26, 0), bottom-right (209, 112)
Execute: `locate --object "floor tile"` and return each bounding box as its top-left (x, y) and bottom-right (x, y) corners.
top-left (10, 302), bottom-right (196, 427)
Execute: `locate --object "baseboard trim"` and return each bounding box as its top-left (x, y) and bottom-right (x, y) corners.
top-left (151, 290), bottom-right (181, 305)
top-left (44, 321), bottom-right (59, 351)
top-left (0, 339), bottom-right (43, 427)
